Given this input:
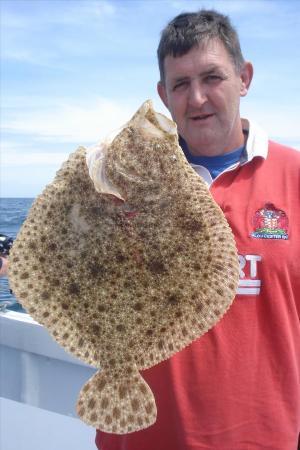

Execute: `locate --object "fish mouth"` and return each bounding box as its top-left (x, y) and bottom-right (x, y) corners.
top-left (86, 142), bottom-right (125, 201)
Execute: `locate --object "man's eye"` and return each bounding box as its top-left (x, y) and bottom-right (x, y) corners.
top-left (206, 75), bottom-right (222, 82)
top-left (173, 81), bottom-right (188, 91)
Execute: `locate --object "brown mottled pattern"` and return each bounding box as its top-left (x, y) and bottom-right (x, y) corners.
top-left (8, 100), bottom-right (239, 435)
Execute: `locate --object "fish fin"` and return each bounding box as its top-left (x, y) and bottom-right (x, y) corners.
top-left (76, 369), bottom-right (157, 434)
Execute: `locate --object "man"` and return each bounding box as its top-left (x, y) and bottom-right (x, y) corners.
top-left (0, 256), bottom-right (8, 277)
top-left (0, 234), bottom-right (12, 277)
top-left (96, 10), bottom-right (300, 449)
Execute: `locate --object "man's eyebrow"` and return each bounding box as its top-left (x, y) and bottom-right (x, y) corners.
top-left (199, 65), bottom-right (223, 76)
top-left (171, 75), bottom-right (190, 84)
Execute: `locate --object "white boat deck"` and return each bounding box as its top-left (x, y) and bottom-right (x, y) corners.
top-left (0, 310), bottom-right (98, 450)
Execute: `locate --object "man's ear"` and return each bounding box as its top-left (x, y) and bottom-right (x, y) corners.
top-left (157, 81), bottom-right (169, 108)
top-left (240, 62), bottom-right (253, 97)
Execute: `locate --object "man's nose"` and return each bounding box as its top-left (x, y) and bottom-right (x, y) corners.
top-left (188, 81), bottom-right (207, 107)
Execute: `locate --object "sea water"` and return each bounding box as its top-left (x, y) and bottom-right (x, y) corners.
top-left (0, 198), bottom-right (34, 312)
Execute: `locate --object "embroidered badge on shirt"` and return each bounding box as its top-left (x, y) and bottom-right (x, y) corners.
top-left (251, 203), bottom-right (289, 240)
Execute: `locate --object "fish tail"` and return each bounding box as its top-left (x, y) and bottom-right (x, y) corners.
top-left (76, 369), bottom-right (157, 434)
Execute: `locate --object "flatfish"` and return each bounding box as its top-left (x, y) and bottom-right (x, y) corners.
top-left (8, 100), bottom-right (239, 434)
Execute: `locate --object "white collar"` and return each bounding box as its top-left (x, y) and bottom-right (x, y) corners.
top-left (241, 118), bottom-right (268, 162)
top-left (188, 119), bottom-right (269, 186)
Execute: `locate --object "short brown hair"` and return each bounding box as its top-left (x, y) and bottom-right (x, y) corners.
top-left (157, 10), bottom-right (245, 82)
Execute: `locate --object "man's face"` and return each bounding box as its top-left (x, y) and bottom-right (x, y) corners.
top-left (157, 39), bottom-right (252, 156)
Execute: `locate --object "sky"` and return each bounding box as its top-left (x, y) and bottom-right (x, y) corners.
top-left (1, 0), bottom-right (300, 197)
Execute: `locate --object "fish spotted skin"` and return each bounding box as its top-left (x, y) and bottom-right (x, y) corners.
top-left (8, 100), bottom-right (239, 433)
